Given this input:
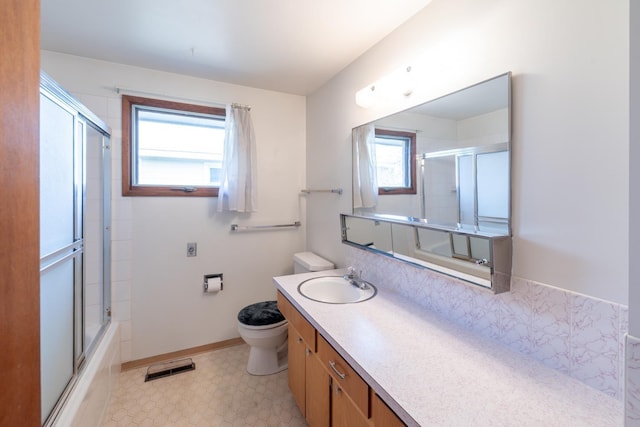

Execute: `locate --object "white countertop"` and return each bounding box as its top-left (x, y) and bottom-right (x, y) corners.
top-left (273, 269), bottom-right (623, 427)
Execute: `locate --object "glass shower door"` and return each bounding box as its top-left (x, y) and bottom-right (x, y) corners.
top-left (83, 121), bottom-right (111, 355)
top-left (39, 72), bottom-right (111, 426)
top-left (39, 92), bottom-right (82, 425)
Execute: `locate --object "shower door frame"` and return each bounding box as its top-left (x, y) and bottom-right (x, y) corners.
top-left (39, 72), bottom-right (112, 426)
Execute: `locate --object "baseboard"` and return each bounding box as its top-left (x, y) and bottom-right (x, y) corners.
top-left (121, 337), bottom-right (245, 371)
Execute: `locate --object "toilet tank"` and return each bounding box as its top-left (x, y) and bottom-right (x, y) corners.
top-left (293, 252), bottom-right (334, 274)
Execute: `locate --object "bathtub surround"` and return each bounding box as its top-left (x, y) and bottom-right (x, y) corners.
top-left (346, 246), bottom-right (628, 399)
top-left (53, 323), bottom-right (121, 427)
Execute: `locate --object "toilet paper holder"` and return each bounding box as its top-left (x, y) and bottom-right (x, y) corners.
top-left (203, 273), bottom-right (223, 292)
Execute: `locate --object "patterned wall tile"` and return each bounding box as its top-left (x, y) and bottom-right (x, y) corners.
top-left (530, 282), bottom-right (571, 374)
top-left (626, 334), bottom-right (640, 423)
top-left (497, 278), bottom-right (533, 355)
top-left (345, 246), bottom-right (628, 398)
top-left (570, 295), bottom-right (620, 397)
top-left (620, 306), bottom-right (629, 399)
top-left (466, 288), bottom-right (501, 341)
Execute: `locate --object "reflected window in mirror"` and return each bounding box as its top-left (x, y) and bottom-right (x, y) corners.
top-left (374, 129), bottom-right (416, 195)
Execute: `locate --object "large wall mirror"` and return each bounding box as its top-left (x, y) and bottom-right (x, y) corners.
top-left (352, 72), bottom-right (511, 235)
top-left (349, 73), bottom-right (512, 292)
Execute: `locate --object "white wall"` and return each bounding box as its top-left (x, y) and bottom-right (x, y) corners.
top-left (630, 1), bottom-right (640, 336)
top-left (42, 51), bottom-right (307, 360)
top-left (307, 0), bottom-right (629, 305)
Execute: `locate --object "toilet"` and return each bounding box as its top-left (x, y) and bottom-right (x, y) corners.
top-left (237, 252), bottom-right (334, 375)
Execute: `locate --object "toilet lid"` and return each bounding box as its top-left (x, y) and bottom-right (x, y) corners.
top-left (237, 301), bottom-right (285, 327)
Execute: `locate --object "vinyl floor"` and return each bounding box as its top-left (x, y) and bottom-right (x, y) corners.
top-left (102, 344), bottom-right (307, 427)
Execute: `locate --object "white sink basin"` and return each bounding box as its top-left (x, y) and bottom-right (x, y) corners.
top-left (297, 276), bottom-right (376, 304)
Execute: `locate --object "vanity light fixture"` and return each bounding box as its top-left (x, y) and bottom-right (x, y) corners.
top-left (355, 85), bottom-right (376, 108)
top-left (355, 65), bottom-right (415, 108)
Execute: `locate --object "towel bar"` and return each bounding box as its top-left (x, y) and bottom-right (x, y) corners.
top-left (300, 188), bottom-right (343, 195)
top-left (230, 221), bottom-right (301, 231)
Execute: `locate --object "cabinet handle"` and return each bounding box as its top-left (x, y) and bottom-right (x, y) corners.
top-left (329, 360), bottom-right (346, 380)
top-left (305, 348), bottom-right (311, 356)
top-left (297, 336), bottom-right (303, 343)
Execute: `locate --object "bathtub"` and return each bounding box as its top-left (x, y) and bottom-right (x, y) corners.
top-left (53, 322), bottom-right (120, 427)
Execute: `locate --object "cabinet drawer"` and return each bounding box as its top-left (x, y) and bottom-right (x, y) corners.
top-left (277, 291), bottom-right (316, 351)
top-left (317, 334), bottom-right (369, 416)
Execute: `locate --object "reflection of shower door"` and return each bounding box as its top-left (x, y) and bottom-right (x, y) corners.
top-left (458, 151), bottom-right (509, 230)
top-left (39, 75), bottom-right (111, 425)
top-left (421, 156), bottom-right (458, 224)
top-left (422, 148), bottom-right (509, 233)
top-left (457, 155), bottom-right (475, 226)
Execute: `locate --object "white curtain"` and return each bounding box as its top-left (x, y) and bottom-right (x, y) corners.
top-left (217, 104), bottom-right (258, 212)
top-left (352, 123), bottom-right (378, 208)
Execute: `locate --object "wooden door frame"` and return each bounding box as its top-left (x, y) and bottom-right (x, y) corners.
top-left (0, 1), bottom-right (41, 425)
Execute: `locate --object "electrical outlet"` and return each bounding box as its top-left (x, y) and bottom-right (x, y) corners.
top-left (187, 242), bottom-right (197, 257)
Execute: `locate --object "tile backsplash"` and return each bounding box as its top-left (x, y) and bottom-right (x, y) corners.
top-left (626, 334), bottom-right (640, 422)
top-left (346, 246), bottom-right (628, 399)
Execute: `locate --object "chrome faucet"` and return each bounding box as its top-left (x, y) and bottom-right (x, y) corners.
top-left (343, 267), bottom-right (368, 290)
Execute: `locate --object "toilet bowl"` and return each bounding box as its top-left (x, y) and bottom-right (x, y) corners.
top-left (237, 301), bottom-right (288, 375)
top-left (237, 252), bottom-right (334, 375)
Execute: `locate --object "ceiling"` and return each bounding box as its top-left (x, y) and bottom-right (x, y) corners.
top-left (41, 0), bottom-right (432, 95)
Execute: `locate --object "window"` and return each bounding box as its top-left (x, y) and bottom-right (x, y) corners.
top-left (122, 95), bottom-right (226, 196)
top-left (374, 128), bottom-right (416, 195)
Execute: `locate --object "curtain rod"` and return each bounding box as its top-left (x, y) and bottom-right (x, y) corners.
top-left (113, 85), bottom-right (226, 108)
top-left (231, 102), bottom-right (251, 111)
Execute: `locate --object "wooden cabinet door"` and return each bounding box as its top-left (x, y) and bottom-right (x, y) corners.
top-left (305, 349), bottom-right (330, 427)
top-left (372, 393), bottom-right (406, 427)
top-left (288, 325), bottom-right (307, 415)
top-left (331, 383), bottom-right (371, 427)
top-left (317, 334), bottom-right (369, 416)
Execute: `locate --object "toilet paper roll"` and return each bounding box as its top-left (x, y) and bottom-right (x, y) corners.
top-left (204, 277), bottom-right (222, 293)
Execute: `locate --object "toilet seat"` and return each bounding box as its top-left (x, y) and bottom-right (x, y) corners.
top-left (239, 319), bottom-right (287, 330)
top-left (237, 300), bottom-right (286, 329)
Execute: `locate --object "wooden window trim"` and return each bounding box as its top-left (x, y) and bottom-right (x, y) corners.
top-left (121, 95), bottom-right (226, 197)
top-left (375, 128), bottom-right (417, 195)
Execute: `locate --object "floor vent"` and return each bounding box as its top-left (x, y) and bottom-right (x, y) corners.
top-left (144, 358), bottom-right (195, 382)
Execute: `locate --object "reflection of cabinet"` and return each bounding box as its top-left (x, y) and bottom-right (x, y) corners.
top-left (278, 291), bottom-right (406, 427)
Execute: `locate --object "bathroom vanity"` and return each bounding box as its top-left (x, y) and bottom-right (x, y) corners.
top-left (274, 270), bottom-right (622, 426)
top-left (278, 290), bottom-right (402, 427)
